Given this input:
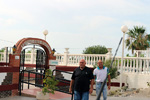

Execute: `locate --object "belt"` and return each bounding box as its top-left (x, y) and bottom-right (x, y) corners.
top-left (96, 82), bottom-right (103, 84)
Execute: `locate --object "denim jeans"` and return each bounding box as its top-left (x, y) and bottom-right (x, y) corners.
top-left (74, 91), bottom-right (89, 100)
top-left (96, 82), bottom-right (107, 100)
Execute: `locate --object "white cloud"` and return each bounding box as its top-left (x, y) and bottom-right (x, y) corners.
top-left (81, 16), bottom-right (116, 31)
top-left (123, 21), bottom-right (146, 29)
top-left (0, 1), bottom-right (34, 24)
top-left (0, 0), bottom-right (150, 56)
top-left (0, 18), bottom-right (16, 26)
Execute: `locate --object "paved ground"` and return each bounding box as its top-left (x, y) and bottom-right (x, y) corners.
top-left (0, 95), bottom-right (150, 100)
top-left (0, 84), bottom-right (150, 100)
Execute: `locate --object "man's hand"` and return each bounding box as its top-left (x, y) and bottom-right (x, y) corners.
top-left (69, 80), bottom-right (74, 93)
top-left (69, 87), bottom-right (72, 93)
top-left (108, 85), bottom-right (111, 90)
top-left (89, 88), bottom-right (93, 94)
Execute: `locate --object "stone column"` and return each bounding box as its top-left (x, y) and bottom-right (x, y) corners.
top-left (63, 48), bottom-right (69, 66)
top-left (31, 48), bottom-right (35, 64)
top-left (3, 47), bottom-right (7, 62)
top-left (106, 48), bottom-right (112, 60)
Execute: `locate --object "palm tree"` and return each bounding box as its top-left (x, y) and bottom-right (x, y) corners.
top-left (125, 26), bottom-right (150, 54)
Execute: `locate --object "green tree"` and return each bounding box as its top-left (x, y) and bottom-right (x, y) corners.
top-left (103, 60), bottom-right (118, 79)
top-left (83, 45), bottom-right (108, 54)
top-left (125, 26), bottom-right (150, 54)
top-left (0, 49), bottom-right (4, 52)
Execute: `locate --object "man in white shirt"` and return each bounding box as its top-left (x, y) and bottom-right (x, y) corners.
top-left (93, 60), bottom-right (111, 100)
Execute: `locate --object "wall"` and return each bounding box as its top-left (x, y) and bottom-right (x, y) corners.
top-left (111, 73), bottom-right (150, 89)
top-left (0, 73), bottom-right (7, 85)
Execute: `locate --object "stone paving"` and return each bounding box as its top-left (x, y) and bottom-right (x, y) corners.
top-left (0, 84), bottom-right (150, 100)
top-left (0, 95), bottom-right (150, 100)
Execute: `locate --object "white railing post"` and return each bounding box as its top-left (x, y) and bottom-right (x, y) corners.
top-left (106, 48), bottom-right (112, 60)
top-left (3, 47), bottom-right (7, 62)
top-left (31, 48), bottom-right (35, 64)
top-left (63, 48), bottom-right (69, 65)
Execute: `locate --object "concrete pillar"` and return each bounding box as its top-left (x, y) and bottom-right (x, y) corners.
top-left (63, 48), bottom-right (69, 65)
top-left (3, 48), bottom-right (6, 62)
top-left (31, 48), bottom-right (35, 64)
top-left (106, 48), bottom-right (112, 60)
top-left (26, 48), bottom-right (35, 70)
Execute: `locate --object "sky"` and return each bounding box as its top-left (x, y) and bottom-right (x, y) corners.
top-left (0, 0), bottom-right (150, 56)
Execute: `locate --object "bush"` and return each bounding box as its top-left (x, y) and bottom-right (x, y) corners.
top-left (83, 45), bottom-right (108, 54)
top-left (42, 69), bottom-right (59, 95)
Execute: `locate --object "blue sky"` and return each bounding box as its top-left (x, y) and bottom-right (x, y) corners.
top-left (0, 0), bottom-right (150, 56)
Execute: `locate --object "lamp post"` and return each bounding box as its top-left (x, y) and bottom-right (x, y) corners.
top-left (43, 30), bottom-right (48, 41)
top-left (120, 25), bottom-right (128, 89)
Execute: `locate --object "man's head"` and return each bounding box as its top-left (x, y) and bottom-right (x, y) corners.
top-left (79, 59), bottom-right (86, 69)
top-left (97, 60), bottom-right (103, 68)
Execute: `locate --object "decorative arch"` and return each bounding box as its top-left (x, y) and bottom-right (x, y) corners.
top-left (15, 38), bottom-right (52, 59)
top-left (9, 37), bottom-right (56, 96)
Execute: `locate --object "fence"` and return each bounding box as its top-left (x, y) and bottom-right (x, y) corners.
top-left (1, 47), bottom-right (150, 88)
top-left (1, 48), bottom-right (150, 74)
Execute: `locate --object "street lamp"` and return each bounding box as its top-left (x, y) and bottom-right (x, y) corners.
top-left (43, 30), bottom-right (48, 41)
top-left (12, 45), bottom-right (17, 54)
top-left (120, 25), bottom-right (128, 89)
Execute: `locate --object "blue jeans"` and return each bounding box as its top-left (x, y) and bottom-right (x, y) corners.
top-left (96, 82), bottom-right (107, 100)
top-left (74, 91), bottom-right (89, 100)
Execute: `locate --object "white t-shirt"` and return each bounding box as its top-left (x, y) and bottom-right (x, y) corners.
top-left (93, 66), bottom-right (108, 82)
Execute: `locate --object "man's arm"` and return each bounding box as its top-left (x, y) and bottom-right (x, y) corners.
top-left (69, 79), bottom-right (74, 93)
top-left (89, 79), bottom-right (94, 94)
top-left (108, 74), bottom-right (111, 90)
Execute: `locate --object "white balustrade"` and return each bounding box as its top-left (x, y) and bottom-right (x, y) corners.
top-left (55, 54), bottom-right (64, 65)
top-left (0, 52), bottom-right (4, 62)
top-left (1, 48), bottom-right (150, 74)
top-left (114, 57), bottom-right (150, 74)
top-left (65, 54), bottom-right (107, 67)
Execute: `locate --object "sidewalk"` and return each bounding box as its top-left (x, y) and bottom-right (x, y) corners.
top-left (0, 96), bottom-right (149, 100)
top-left (0, 83), bottom-right (149, 100)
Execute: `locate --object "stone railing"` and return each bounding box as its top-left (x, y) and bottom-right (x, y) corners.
top-left (1, 48), bottom-right (150, 74)
top-left (56, 54), bottom-right (107, 67)
top-left (55, 48), bottom-right (112, 67)
top-left (114, 56), bottom-right (150, 74)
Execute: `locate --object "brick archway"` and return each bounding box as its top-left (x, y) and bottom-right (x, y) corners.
top-left (9, 38), bottom-right (56, 96)
top-left (15, 38), bottom-right (52, 58)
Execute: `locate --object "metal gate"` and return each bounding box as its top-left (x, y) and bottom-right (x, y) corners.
top-left (19, 49), bottom-right (25, 90)
top-left (20, 49), bottom-right (25, 72)
top-left (35, 49), bottom-right (47, 85)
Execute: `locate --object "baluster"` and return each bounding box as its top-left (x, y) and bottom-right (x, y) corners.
top-left (126, 59), bottom-right (129, 72)
top-left (136, 59), bottom-right (139, 73)
top-left (76, 56), bottom-right (78, 65)
top-left (133, 59), bottom-right (135, 73)
top-left (85, 56), bottom-right (87, 64)
top-left (146, 59), bottom-right (148, 74)
top-left (61, 55), bottom-right (63, 64)
top-left (130, 59), bottom-right (132, 73)
top-left (90, 56), bottom-right (92, 66)
top-left (73, 56), bottom-right (75, 65)
top-left (74, 55), bottom-right (75, 65)
top-left (71, 55), bottom-right (72, 65)
top-left (58, 55), bottom-right (60, 64)
top-left (88, 56), bottom-right (90, 65)
top-left (93, 56), bottom-right (95, 65)
top-left (143, 59), bottom-right (146, 74)
top-left (147, 59), bottom-right (149, 74)
top-left (139, 59), bottom-right (142, 73)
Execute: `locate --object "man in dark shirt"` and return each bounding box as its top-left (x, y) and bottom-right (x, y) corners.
top-left (69, 59), bottom-right (94, 100)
